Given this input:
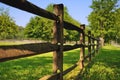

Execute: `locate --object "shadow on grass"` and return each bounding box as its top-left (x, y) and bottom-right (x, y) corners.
top-left (1, 46), bottom-right (119, 80)
top-left (0, 49), bottom-right (81, 80)
top-left (77, 46), bottom-right (120, 80)
top-left (0, 53), bottom-right (53, 80)
top-left (63, 49), bottom-right (80, 65)
top-left (0, 48), bottom-right (81, 80)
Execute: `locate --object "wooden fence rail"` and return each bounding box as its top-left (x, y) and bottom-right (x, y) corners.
top-left (0, 1), bottom-right (100, 80)
top-left (0, 0), bottom-right (59, 20)
top-left (0, 43), bottom-right (58, 62)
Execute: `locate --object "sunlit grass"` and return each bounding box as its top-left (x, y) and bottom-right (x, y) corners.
top-left (0, 47), bottom-right (80, 80)
top-left (0, 41), bottom-right (27, 45)
top-left (0, 41), bottom-right (120, 80)
top-left (0, 42), bottom-right (19, 45)
top-left (0, 52), bottom-right (53, 80)
top-left (81, 45), bottom-right (120, 80)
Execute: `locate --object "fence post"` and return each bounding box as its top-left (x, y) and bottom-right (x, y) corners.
top-left (96, 38), bottom-right (99, 53)
top-left (53, 4), bottom-right (64, 80)
top-left (88, 31), bottom-right (91, 61)
top-left (92, 34), bottom-right (95, 57)
top-left (79, 24), bottom-right (85, 69)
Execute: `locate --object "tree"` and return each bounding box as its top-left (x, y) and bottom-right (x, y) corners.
top-left (46, 4), bottom-right (81, 43)
top-left (0, 8), bottom-right (18, 39)
top-left (114, 8), bottom-right (120, 43)
top-left (24, 16), bottom-right (52, 41)
top-left (88, 0), bottom-right (119, 45)
top-left (17, 26), bottom-right (25, 39)
top-left (25, 4), bottom-right (81, 42)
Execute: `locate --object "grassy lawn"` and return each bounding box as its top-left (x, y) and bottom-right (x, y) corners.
top-left (0, 43), bottom-right (80, 80)
top-left (0, 41), bottom-right (120, 80)
top-left (0, 41), bottom-right (26, 46)
top-left (80, 45), bottom-right (120, 80)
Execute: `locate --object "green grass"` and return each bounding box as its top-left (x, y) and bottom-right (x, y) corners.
top-left (0, 41), bottom-right (27, 46)
top-left (0, 53), bottom-right (53, 80)
top-left (0, 47), bottom-right (80, 80)
top-left (80, 45), bottom-right (120, 80)
top-left (0, 42), bottom-right (120, 80)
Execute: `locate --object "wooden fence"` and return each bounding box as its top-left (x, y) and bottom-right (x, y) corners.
top-left (0, 0), bottom-right (100, 80)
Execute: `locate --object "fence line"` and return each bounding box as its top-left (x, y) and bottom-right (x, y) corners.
top-left (0, 1), bottom-right (100, 80)
top-left (0, 0), bottom-right (59, 20)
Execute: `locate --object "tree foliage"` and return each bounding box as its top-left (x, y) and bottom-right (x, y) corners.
top-left (24, 16), bottom-right (52, 41)
top-left (114, 8), bottom-right (120, 43)
top-left (24, 4), bottom-right (81, 42)
top-left (17, 26), bottom-right (25, 39)
top-left (46, 4), bottom-right (81, 42)
top-left (88, 0), bottom-right (119, 43)
top-left (0, 8), bottom-right (18, 39)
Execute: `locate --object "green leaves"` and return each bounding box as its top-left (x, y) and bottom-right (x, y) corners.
top-left (88, 0), bottom-right (119, 42)
top-left (24, 16), bottom-right (53, 41)
top-left (0, 8), bottom-right (18, 39)
top-left (24, 4), bottom-right (80, 42)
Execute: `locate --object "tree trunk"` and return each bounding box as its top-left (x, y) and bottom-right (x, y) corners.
top-left (100, 37), bottom-right (104, 47)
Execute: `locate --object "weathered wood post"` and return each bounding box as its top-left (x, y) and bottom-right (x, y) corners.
top-left (53, 4), bottom-right (64, 80)
top-left (79, 24), bottom-right (85, 69)
top-left (92, 34), bottom-right (95, 57)
top-left (88, 31), bottom-right (91, 61)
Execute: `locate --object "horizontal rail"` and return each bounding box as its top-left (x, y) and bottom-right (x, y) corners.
top-left (40, 73), bottom-right (60, 80)
top-left (0, 43), bottom-right (58, 62)
top-left (0, 1), bottom-right (100, 79)
top-left (91, 50), bottom-right (95, 56)
top-left (90, 44), bottom-right (97, 46)
top-left (63, 63), bottom-right (78, 75)
top-left (85, 45), bottom-right (88, 47)
top-left (83, 54), bottom-right (91, 61)
top-left (0, 0), bottom-right (59, 21)
top-left (85, 34), bottom-right (99, 40)
top-left (63, 44), bottom-right (83, 51)
top-left (84, 44), bottom-right (97, 47)
top-left (83, 50), bottom-right (95, 61)
top-left (64, 21), bottom-right (83, 33)
top-left (40, 63), bottom-right (78, 80)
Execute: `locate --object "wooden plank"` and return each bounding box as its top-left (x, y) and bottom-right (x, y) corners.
top-left (79, 24), bottom-right (85, 69)
top-left (85, 34), bottom-right (98, 40)
top-left (39, 74), bottom-right (60, 80)
top-left (83, 50), bottom-right (95, 61)
top-left (40, 63), bottom-right (78, 80)
top-left (0, 0), bottom-right (59, 20)
top-left (81, 24), bottom-right (85, 58)
top-left (0, 43), bottom-right (58, 62)
top-left (85, 45), bottom-right (88, 47)
top-left (85, 34), bottom-right (89, 37)
top-left (63, 44), bottom-right (83, 51)
top-left (64, 21), bottom-right (83, 33)
top-left (84, 54), bottom-right (90, 61)
top-left (91, 50), bottom-right (95, 56)
top-left (90, 44), bottom-right (96, 46)
top-left (83, 50), bottom-right (95, 62)
top-left (88, 31), bottom-right (91, 61)
top-left (63, 63), bottom-right (77, 75)
top-left (92, 35), bottom-right (95, 57)
top-left (84, 50), bottom-right (95, 61)
top-left (53, 4), bottom-right (64, 80)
